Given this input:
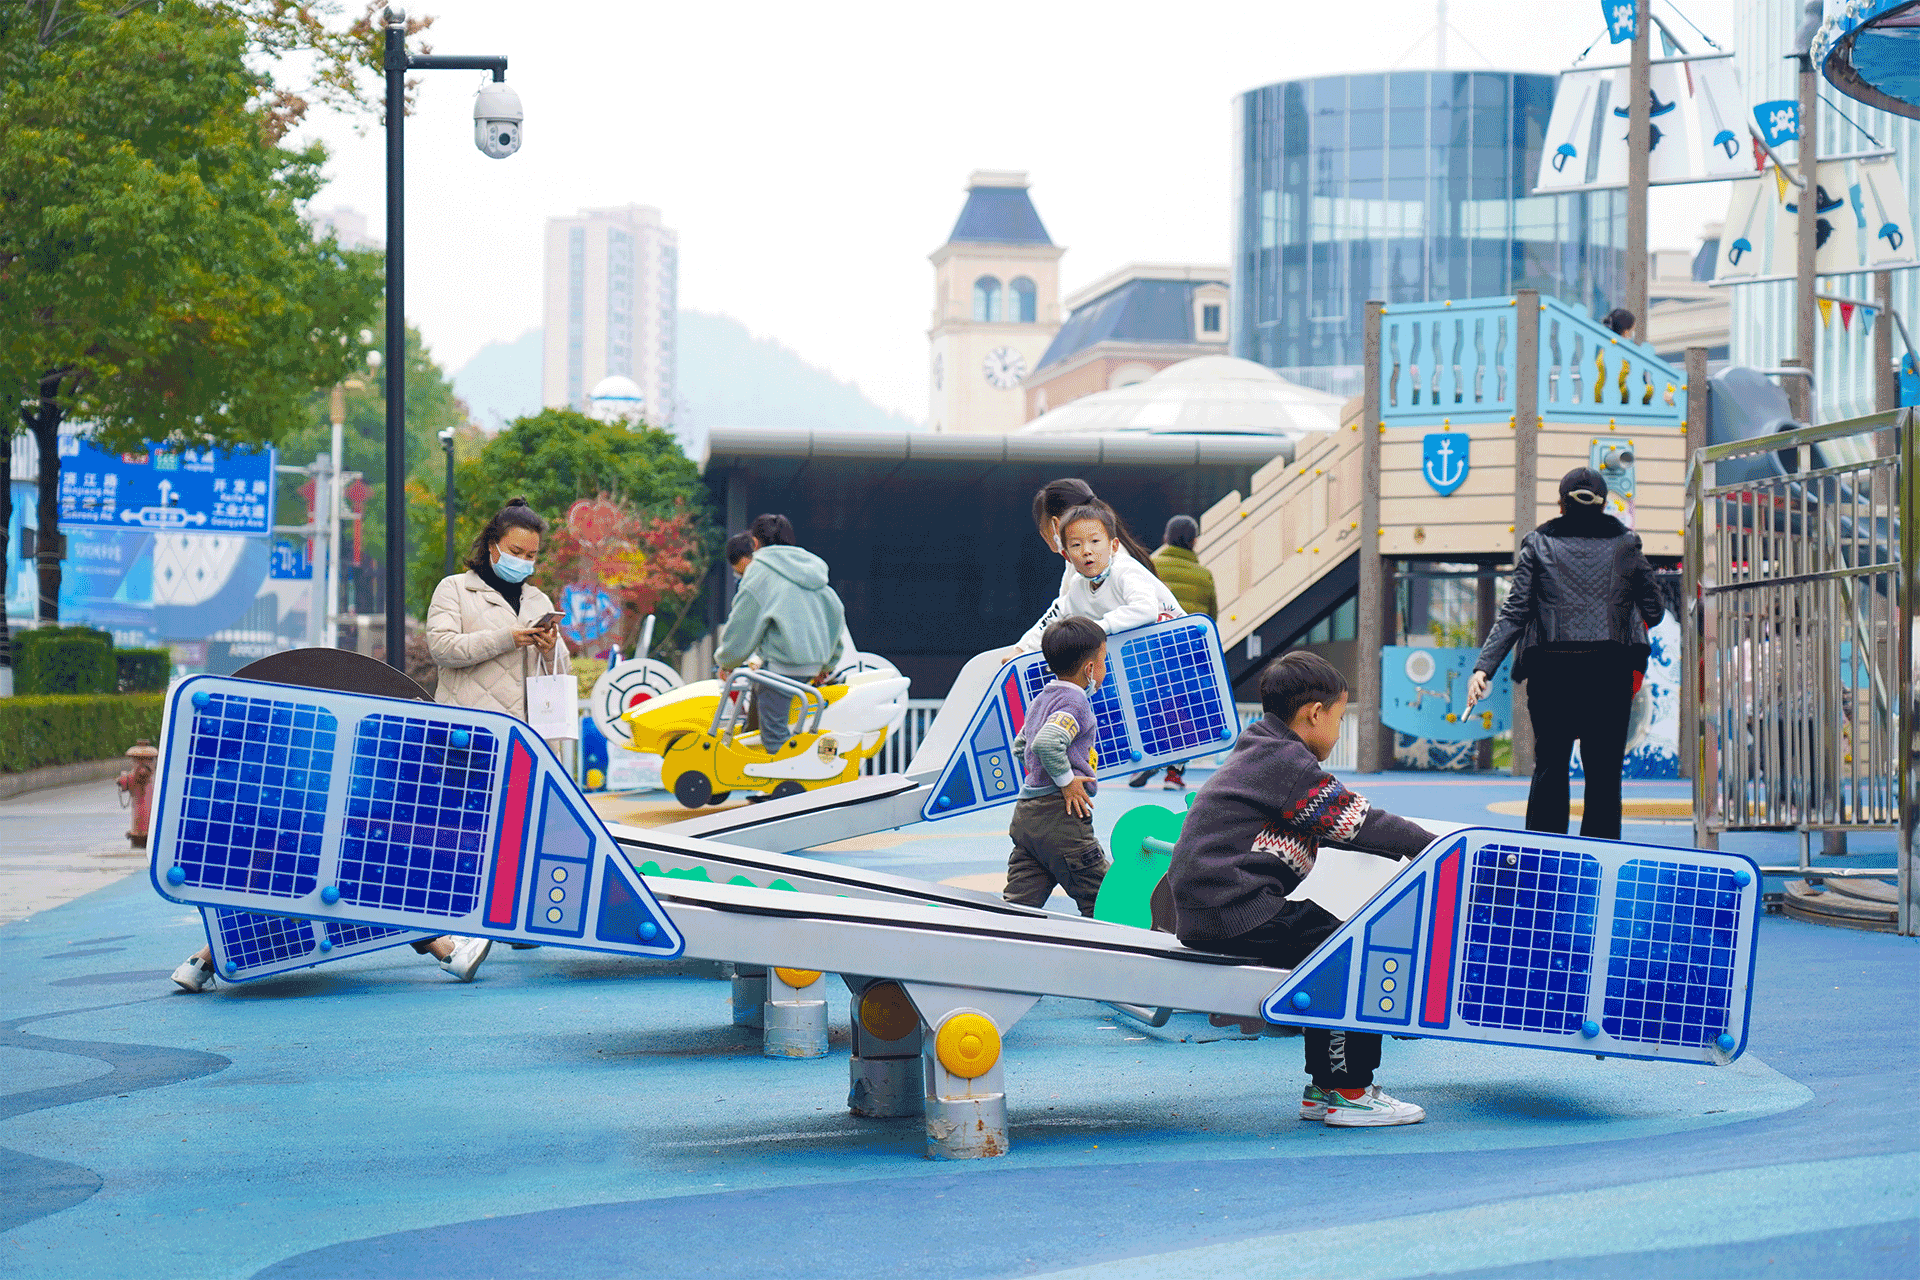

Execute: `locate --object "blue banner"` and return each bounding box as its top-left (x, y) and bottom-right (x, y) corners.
top-left (1752, 99), bottom-right (1800, 147)
top-left (1601, 0), bottom-right (1635, 43)
top-left (56, 434), bottom-right (275, 536)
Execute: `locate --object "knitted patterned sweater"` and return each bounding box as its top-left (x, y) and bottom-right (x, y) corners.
top-left (1167, 714), bottom-right (1435, 943)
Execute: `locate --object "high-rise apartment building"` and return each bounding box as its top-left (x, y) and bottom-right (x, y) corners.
top-left (541, 205), bottom-right (678, 425)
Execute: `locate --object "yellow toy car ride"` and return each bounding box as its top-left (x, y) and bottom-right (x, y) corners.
top-left (622, 669), bottom-right (911, 808)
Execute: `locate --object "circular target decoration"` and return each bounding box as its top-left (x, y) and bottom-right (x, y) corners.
top-left (827, 650), bottom-right (900, 685)
top-left (590, 658), bottom-right (684, 747)
top-left (1403, 650), bottom-right (1437, 685)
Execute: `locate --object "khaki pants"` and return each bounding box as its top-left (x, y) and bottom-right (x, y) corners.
top-left (1003, 794), bottom-right (1109, 917)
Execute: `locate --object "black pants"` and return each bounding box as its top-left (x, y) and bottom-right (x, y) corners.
top-left (1195, 900), bottom-right (1380, 1090)
top-left (1003, 795), bottom-right (1109, 916)
top-left (1524, 648), bottom-right (1635, 840)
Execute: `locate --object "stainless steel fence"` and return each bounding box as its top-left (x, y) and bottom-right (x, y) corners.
top-left (861, 700), bottom-right (946, 777)
top-left (1684, 408), bottom-right (1917, 935)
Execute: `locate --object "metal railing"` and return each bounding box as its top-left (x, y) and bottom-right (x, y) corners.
top-left (862, 699), bottom-right (945, 777)
top-left (1685, 408), bottom-right (1916, 935)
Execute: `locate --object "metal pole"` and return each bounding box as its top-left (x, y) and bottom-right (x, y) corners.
top-left (442, 435), bottom-right (455, 574)
top-left (327, 385), bottom-right (345, 649)
top-left (1356, 299), bottom-right (1386, 773)
top-left (383, 10), bottom-right (407, 671)
top-left (1875, 270), bottom-right (1896, 416)
top-left (1682, 345), bottom-right (1710, 787)
top-left (1900, 406), bottom-right (1917, 935)
top-left (1793, 56), bottom-right (1819, 425)
top-left (1625, 3), bottom-right (1650, 341)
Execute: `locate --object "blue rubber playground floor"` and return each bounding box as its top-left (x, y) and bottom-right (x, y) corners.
top-left (2, 771), bottom-right (1915, 1278)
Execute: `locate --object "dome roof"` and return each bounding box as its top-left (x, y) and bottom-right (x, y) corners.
top-left (587, 375), bottom-right (645, 424)
top-left (1019, 355), bottom-right (1342, 438)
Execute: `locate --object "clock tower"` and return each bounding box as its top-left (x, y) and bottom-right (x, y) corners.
top-left (928, 171), bottom-right (1063, 433)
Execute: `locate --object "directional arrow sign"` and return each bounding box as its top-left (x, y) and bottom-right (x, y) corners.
top-left (57, 433), bottom-right (274, 536)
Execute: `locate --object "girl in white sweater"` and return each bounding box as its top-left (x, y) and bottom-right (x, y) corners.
top-left (1010, 504), bottom-right (1183, 656)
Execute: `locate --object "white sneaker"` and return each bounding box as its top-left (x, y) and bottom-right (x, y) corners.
top-left (438, 937), bottom-right (492, 982)
top-left (171, 955), bottom-right (216, 993)
top-left (1323, 1085), bottom-right (1426, 1127)
top-left (1300, 1084), bottom-right (1331, 1120)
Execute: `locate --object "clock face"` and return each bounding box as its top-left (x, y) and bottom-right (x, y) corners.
top-left (933, 351), bottom-right (943, 390)
top-left (983, 346), bottom-right (1027, 390)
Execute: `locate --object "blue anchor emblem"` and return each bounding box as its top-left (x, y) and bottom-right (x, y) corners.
top-left (1422, 433), bottom-right (1470, 497)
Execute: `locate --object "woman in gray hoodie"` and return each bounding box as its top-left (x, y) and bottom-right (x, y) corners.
top-left (714, 514), bottom-right (846, 754)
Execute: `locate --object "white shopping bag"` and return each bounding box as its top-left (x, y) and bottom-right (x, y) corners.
top-left (525, 651), bottom-right (577, 741)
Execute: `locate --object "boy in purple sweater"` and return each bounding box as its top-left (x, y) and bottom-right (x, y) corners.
top-left (1167, 651), bottom-right (1437, 1127)
top-left (1003, 617), bottom-right (1112, 916)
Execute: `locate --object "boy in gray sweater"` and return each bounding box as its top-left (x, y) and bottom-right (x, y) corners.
top-left (1168, 651), bottom-right (1436, 1127)
top-left (1003, 617), bottom-right (1112, 916)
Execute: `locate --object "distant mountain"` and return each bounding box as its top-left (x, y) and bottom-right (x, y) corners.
top-left (448, 313), bottom-right (920, 437)
top-left (675, 311), bottom-right (922, 434)
top-left (451, 328), bottom-right (542, 430)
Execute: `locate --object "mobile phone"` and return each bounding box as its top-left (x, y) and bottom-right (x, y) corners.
top-left (532, 612), bottom-right (560, 630)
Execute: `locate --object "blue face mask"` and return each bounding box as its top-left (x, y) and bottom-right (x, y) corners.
top-left (493, 551), bottom-right (536, 583)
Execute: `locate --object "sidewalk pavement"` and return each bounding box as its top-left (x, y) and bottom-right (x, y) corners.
top-left (0, 779), bottom-right (147, 927)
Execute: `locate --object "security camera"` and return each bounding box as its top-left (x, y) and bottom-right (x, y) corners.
top-left (473, 80), bottom-right (523, 159)
top-left (437, 427), bottom-right (455, 445)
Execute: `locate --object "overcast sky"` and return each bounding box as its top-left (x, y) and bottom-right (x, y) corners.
top-left (294, 0), bottom-right (1742, 423)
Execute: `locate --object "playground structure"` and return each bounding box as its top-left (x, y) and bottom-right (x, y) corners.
top-left (150, 613), bottom-right (1762, 1160)
top-left (1195, 290), bottom-right (1690, 770)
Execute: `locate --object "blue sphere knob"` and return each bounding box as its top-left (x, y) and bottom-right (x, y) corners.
top-left (1290, 991), bottom-right (1311, 1010)
top-left (1716, 1033), bottom-right (1737, 1052)
top-left (223, 960), bottom-right (238, 975)
top-left (638, 921), bottom-right (659, 941)
top-left (166, 865), bottom-right (186, 886)
top-left (451, 729), bottom-right (471, 749)
top-left (1581, 1019), bottom-right (1601, 1038)
top-left (320, 885), bottom-right (340, 904)
top-left (318, 938), bottom-right (333, 952)
top-left (1733, 869), bottom-right (1752, 887)
top-left (936, 795), bottom-right (951, 809)
top-left (191, 691), bottom-right (211, 709)
top-left (1220, 726), bottom-right (1234, 740)
top-left (1128, 749), bottom-right (1143, 762)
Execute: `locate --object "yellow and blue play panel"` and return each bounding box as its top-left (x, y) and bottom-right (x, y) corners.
top-left (150, 677), bottom-right (684, 960)
top-left (1265, 828), bottom-right (1761, 1065)
top-left (923, 616), bottom-right (1237, 822)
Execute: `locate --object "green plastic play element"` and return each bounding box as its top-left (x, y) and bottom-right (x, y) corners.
top-left (1092, 793), bottom-right (1195, 928)
top-left (632, 858), bottom-right (796, 892)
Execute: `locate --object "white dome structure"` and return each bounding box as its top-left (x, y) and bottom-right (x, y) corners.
top-left (1019, 355), bottom-right (1342, 438)
top-left (587, 375), bottom-right (645, 425)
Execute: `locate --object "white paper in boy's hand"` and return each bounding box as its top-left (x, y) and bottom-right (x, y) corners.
top-left (1292, 849), bottom-right (1405, 921)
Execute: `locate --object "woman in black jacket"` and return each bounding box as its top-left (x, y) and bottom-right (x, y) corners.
top-left (1466, 467), bottom-right (1665, 839)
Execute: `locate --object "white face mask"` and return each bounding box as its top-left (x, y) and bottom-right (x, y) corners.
top-left (494, 551), bottom-right (536, 583)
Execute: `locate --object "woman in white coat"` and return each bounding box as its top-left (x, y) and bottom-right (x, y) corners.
top-left (422, 496), bottom-right (571, 979)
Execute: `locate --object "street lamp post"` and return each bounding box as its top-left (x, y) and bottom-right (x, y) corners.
top-left (381, 6), bottom-right (520, 670)
top-left (437, 426), bottom-right (456, 574)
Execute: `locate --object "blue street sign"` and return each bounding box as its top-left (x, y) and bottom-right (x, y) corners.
top-left (270, 538), bottom-right (312, 581)
top-left (1753, 100), bottom-right (1799, 147)
top-left (56, 434), bottom-right (275, 535)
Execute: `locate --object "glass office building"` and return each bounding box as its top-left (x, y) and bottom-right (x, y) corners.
top-left (1234, 71), bottom-right (1627, 393)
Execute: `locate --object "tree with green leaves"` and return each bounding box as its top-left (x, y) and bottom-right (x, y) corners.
top-left (0, 0), bottom-right (419, 674)
top-left (408, 410), bottom-right (718, 658)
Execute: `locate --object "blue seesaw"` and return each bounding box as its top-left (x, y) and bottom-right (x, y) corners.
top-left (146, 619), bottom-right (1761, 1158)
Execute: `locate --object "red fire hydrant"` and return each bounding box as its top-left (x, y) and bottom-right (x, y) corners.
top-left (118, 740), bottom-right (159, 849)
